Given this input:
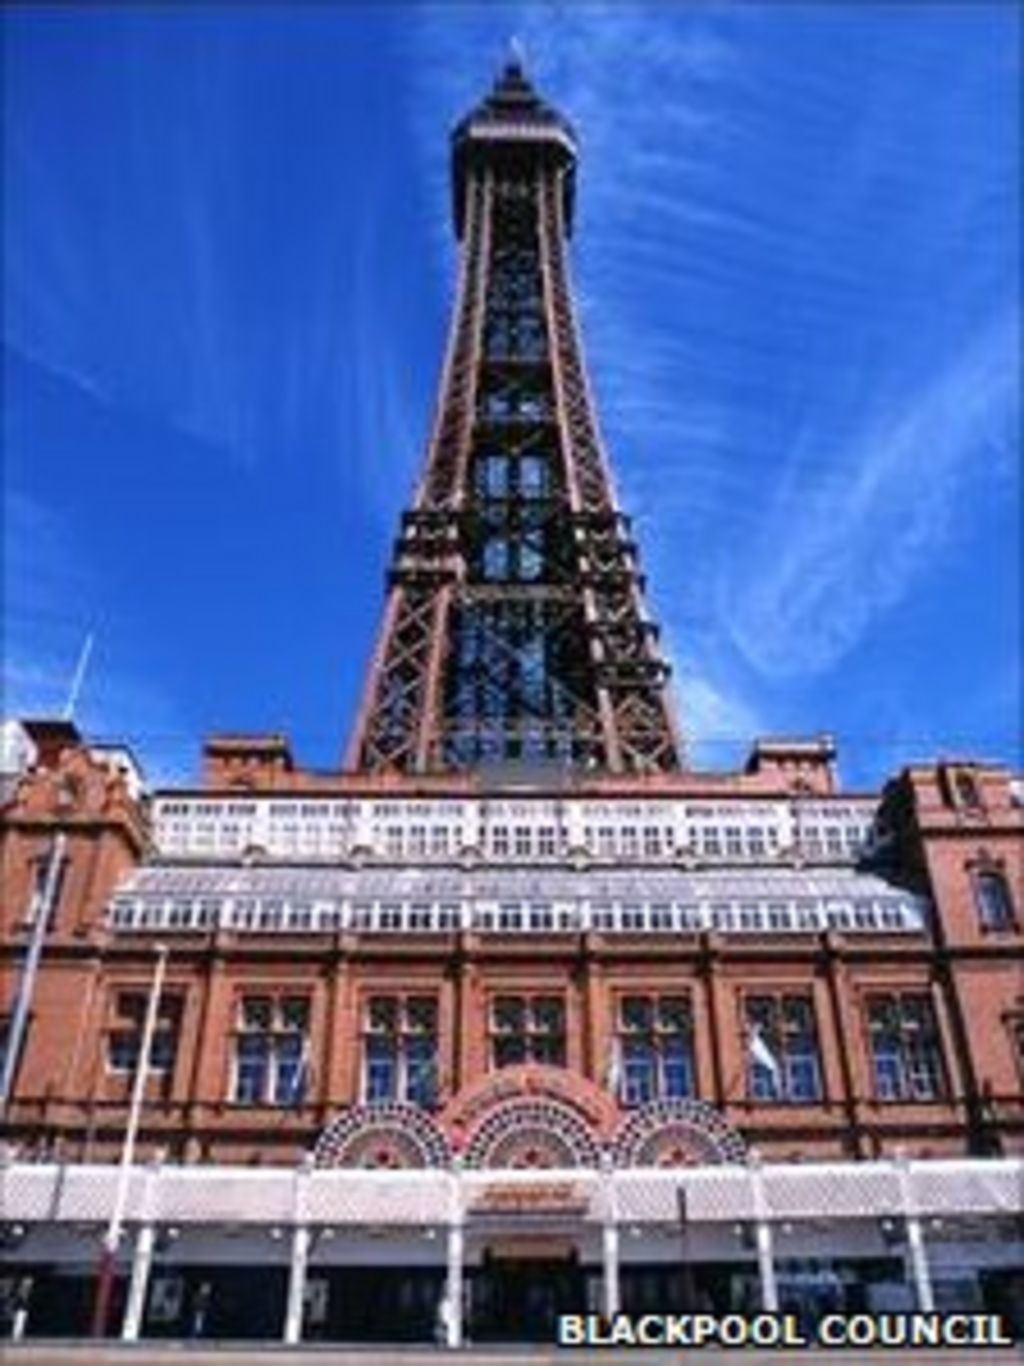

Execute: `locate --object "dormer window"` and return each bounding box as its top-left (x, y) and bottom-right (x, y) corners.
top-left (954, 770), bottom-right (982, 809)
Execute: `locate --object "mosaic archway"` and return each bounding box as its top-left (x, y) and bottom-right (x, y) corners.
top-left (443, 1063), bottom-right (618, 1142)
top-left (314, 1102), bottom-right (452, 1169)
top-left (611, 1099), bottom-right (747, 1167)
top-left (461, 1097), bottom-right (603, 1169)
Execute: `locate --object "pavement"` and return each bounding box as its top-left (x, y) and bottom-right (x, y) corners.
top-left (2, 1346), bottom-right (1022, 1365)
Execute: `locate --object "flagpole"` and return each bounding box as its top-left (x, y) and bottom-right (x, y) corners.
top-left (91, 943), bottom-right (168, 1337)
top-left (1, 635), bottom-right (95, 1117)
top-left (0, 833), bottom-right (68, 1116)
top-left (62, 633), bottom-right (94, 721)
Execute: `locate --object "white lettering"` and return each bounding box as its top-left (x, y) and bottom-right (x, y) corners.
top-left (692, 1312), bottom-right (718, 1344)
top-left (557, 1314), bottom-right (585, 1346)
top-left (635, 1314), bottom-right (665, 1345)
top-left (988, 1313), bottom-right (1015, 1346)
top-left (847, 1314), bottom-right (877, 1346)
top-left (942, 1314), bottom-right (970, 1346)
top-left (818, 1313), bottom-right (848, 1346)
top-left (719, 1314), bottom-right (748, 1346)
top-left (609, 1314), bottom-right (636, 1346)
top-left (664, 1316), bottom-right (692, 1346)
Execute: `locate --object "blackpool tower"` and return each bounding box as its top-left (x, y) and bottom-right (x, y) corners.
top-left (346, 56), bottom-right (682, 775)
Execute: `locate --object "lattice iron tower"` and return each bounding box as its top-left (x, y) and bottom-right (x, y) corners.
top-left (346, 59), bottom-right (682, 774)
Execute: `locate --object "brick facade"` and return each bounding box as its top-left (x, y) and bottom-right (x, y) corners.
top-left (3, 726), bottom-right (1021, 1169)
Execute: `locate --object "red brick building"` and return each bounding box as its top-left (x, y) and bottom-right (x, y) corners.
top-left (1, 58), bottom-right (1022, 1346)
top-left (3, 725), bottom-right (1022, 1171)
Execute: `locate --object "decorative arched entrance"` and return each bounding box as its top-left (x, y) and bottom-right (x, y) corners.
top-left (462, 1097), bottom-right (602, 1168)
top-left (442, 1064), bottom-right (616, 1167)
top-left (441, 1066), bottom-right (609, 1338)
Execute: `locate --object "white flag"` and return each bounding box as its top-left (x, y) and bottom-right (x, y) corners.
top-left (605, 1040), bottom-right (622, 1097)
top-left (285, 1037), bottom-right (311, 1105)
top-left (747, 1024), bottom-right (782, 1088)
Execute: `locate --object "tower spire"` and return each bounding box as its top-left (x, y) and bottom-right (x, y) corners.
top-left (346, 68), bottom-right (682, 775)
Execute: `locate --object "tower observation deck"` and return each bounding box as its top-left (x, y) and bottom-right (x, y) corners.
top-left (346, 58), bottom-right (682, 775)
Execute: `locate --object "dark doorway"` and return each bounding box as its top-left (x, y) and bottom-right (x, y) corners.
top-left (470, 1252), bottom-right (585, 1343)
top-left (142, 1265), bottom-right (287, 1340)
top-left (12, 1265), bottom-right (126, 1338)
top-left (309, 1267), bottom-right (443, 1343)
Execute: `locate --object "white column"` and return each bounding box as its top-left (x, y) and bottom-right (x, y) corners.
top-left (284, 1225), bottom-right (311, 1345)
top-left (445, 1161), bottom-right (464, 1348)
top-left (122, 1151), bottom-right (163, 1341)
top-left (750, 1155), bottom-right (778, 1312)
top-left (896, 1153), bottom-right (934, 1312)
top-left (122, 1226), bottom-right (155, 1341)
top-left (284, 1154), bottom-right (314, 1344)
top-left (601, 1157), bottom-right (620, 1318)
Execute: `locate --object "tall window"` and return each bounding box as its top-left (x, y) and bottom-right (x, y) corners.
top-left (363, 995), bottom-right (438, 1108)
top-left (866, 993), bottom-right (946, 1101)
top-left (107, 991), bottom-right (181, 1077)
top-left (233, 995), bottom-right (309, 1106)
top-left (973, 868), bottom-right (1015, 931)
top-left (491, 995), bottom-right (565, 1068)
top-left (617, 995), bottom-right (694, 1105)
top-left (744, 994), bottom-right (822, 1102)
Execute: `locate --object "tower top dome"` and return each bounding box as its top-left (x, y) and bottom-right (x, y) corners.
top-left (451, 57), bottom-right (577, 237)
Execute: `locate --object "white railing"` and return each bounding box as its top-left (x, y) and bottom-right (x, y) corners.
top-left (151, 794), bottom-right (879, 867)
top-left (108, 892), bottom-right (927, 937)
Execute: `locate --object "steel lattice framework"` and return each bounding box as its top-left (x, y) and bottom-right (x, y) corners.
top-left (346, 60), bottom-right (682, 774)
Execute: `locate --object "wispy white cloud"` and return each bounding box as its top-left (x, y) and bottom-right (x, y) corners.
top-left (673, 664), bottom-right (766, 770)
top-left (2, 491), bottom-right (193, 784)
top-left (4, 37), bottom-right (384, 487)
top-left (339, 197), bottom-right (430, 526)
top-left (724, 312), bottom-right (1019, 677)
top-left (407, 5), bottom-right (1018, 781)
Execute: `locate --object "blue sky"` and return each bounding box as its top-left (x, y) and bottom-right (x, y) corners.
top-left (3, 3), bottom-right (1019, 789)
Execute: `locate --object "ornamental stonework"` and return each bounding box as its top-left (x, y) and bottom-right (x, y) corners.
top-left (611, 1100), bottom-right (747, 1167)
top-left (315, 1103), bottom-right (451, 1169)
top-left (461, 1098), bottom-right (604, 1169)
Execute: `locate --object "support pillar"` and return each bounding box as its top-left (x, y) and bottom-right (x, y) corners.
top-left (750, 1156), bottom-right (778, 1312)
top-left (121, 1225), bottom-right (155, 1342)
top-left (601, 1156), bottom-right (620, 1318)
top-left (602, 1224), bottom-right (620, 1318)
top-left (755, 1222), bottom-right (778, 1313)
top-left (445, 1161), bottom-right (464, 1348)
top-left (904, 1217), bottom-right (934, 1313)
top-left (283, 1152), bottom-right (314, 1345)
top-left (121, 1150), bottom-right (163, 1340)
top-left (896, 1153), bottom-right (934, 1312)
top-left (284, 1226), bottom-right (311, 1345)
